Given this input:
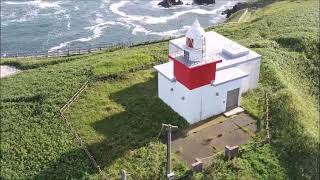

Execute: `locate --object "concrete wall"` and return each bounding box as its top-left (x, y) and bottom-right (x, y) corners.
top-left (236, 58), bottom-right (261, 93)
top-left (201, 79), bottom-right (242, 121)
top-left (158, 73), bottom-right (243, 124)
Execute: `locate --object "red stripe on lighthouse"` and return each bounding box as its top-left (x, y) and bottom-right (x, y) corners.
top-left (169, 55), bottom-right (222, 90)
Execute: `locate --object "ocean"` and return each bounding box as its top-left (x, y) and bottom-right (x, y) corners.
top-left (1, 0), bottom-right (241, 57)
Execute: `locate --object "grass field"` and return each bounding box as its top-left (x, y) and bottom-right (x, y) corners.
top-left (1, 0), bottom-right (319, 179)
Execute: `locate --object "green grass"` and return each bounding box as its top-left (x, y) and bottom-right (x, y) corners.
top-left (1, 0), bottom-right (319, 179)
top-left (210, 0), bottom-right (320, 178)
top-left (226, 9), bottom-right (249, 23)
top-left (64, 69), bottom-right (189, 178)
top-left (202, 145), bottom-right (287, 180)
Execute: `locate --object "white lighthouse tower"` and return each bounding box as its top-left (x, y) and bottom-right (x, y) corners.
top-left (154, 20), bottom-right (262, 124)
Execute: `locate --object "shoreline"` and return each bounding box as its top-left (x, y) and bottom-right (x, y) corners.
top-left (0, 1), bottom-right (257, 59)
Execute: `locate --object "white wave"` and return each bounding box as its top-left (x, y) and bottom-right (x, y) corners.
top-left (108, 0), bottom-right (234, 38)
top-left (54, 9), bottom-right (66, 15)
top-left (4, 0), bottom-right (62, 9)
top-left (65, 14), bottom-right (71, 30)
top-left (109, 1), bottom-right (128, 17)
top-left (7, 9), bottom-right (40, 23)
top-left (49, 41), bottom-right (71, 52)
top-left (100, 0), bottom-right (109, 9)
top-left (150, 0), bottom-right (160, 8)
top-left (42, 0), bottom-right (237, 52)
top-left (131, 23), bottom-right (190, 37)
top-left (67, 21), bottom-right (71, 30)
top-left (131, 24), bottom-right (151, 35)
top-left (49, 21), bottom-right (131, 52)
top-left (149, 26), bottom-right (190, 36)
top-left (3, 0), bottom-right (64, 23)
top-left (110, 1), bottom-right (232, 25)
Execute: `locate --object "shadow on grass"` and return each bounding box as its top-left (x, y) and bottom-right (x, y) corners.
top-left (36, 75), bottom-right (188, 178)
top-left (89, 76), bottom-right (188, 169)
top-left (34, 148), bottom-right (97, 179)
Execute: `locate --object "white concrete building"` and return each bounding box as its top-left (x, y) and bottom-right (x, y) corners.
top-left (154, 20), bottom-right (261, 124)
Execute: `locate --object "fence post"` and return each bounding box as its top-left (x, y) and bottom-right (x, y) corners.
top-left (120, 170), bottom-right (127, 180)
top-left (88, 45), bottom-right (91, 53)
top-left (265, 92), bottom-right (271, 143)
top-left (67, 48), bottom-right (70, 56)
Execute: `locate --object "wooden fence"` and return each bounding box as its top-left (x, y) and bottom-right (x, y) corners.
top-left (1, 36), bottom-right (178, 59)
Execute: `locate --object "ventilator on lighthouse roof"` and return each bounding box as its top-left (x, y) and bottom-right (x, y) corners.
top-left (186, 19), bottom-right (205, 39)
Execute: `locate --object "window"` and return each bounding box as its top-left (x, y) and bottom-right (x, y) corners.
top-left (184, 50), bottom-right (189, 61)
top-left (186, 37), bottom-right (193, 48)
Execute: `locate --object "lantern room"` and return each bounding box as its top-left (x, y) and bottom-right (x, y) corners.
top-left (168, 20), bottom-right (221, 90)
top-left (185, 19), bottom-right (206, 51)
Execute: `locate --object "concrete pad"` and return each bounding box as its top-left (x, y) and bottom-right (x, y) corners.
top-left (187, 116), bottom-right (227, 135)
top-left (246, 123), bottom-right (258, 133)
top-left (173, 136), bottom-right (213, 166)
top-left (191, 119), bottom-right (238, 140)
top-left (231, 113), bottom-right (256, 127)
top-left (224, 107), bottom-right (244, 117)
top-left (210, 129), bottom-right (251, 150)
top-left (172, 112), bottom-right (256, 167)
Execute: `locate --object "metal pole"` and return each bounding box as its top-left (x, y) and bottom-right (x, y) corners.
top-left (162, 123), bottom-right (178, 180)
top-left (120, 169), bottom-right (127, 180)
top-left (167, 125), bottom-right (171, 175)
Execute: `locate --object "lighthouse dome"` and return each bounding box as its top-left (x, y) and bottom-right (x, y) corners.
top-left (186, 19), bottom-right (205, 39)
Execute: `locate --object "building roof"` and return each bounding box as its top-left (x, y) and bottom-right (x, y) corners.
top-left (153, 61), bottom-right (175, 82)
top-left (186, 19), bottom-right (206, 39)
top-left (170, 31), bottom-right (261, 70)
top-left (153, 61), bottom-right (248, 87)
top-left (212, 67), bottom-right (248, 86)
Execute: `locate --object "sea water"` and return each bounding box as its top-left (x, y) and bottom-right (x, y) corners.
top-left (1, 0), bottom-right (241, 56)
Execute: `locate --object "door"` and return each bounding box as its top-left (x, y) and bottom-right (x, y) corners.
top-left (226, 88), bottom-right (240, 111)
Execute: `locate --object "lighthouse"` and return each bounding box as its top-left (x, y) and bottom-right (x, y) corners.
top-left (184, 19), bottom-right (206, 62)
top-left (154, 20), bottom-right (262, 123)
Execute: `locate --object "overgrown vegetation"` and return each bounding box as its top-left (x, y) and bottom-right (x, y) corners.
top-left (211, 0), bottom-right (319, 179)
top-left (1, 0), bottom-right (319, 179)
top-left (202, 145), bottom-right (287, 179)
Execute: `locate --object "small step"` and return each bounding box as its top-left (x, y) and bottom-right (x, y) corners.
top-left (224, 107), bottom-right (244, 117)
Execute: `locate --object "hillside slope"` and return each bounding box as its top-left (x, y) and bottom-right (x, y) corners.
top-left (1, 0), bottom-right (319, 179)
top-left (207, 0), bottom-right (319, 178)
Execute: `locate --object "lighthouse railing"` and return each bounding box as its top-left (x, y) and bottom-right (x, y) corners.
top-left (169, 45), bottom-right (221, 66)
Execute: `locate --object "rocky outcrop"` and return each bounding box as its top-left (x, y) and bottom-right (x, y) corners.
top-left (193, 0), bottom-right (215, 5)
top-left (158, 0), bottom-right (183, 8)
top-left (221, 2), bottom-right (248, 18)
top-left (222, 0), bottom-right (275, 18)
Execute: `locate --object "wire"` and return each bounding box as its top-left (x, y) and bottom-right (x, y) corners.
top-left (157, 125), bottom-right (164, 139)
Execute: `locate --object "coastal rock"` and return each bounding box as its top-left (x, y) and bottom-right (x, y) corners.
top-left (193, 0), bottom-right (215, 5)
top-left (222, 2), bottom-right (249, 18)
top-left (158, 0), bottom-right (183, 8)
top-left (222, 0), bottom-right (275, 18)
